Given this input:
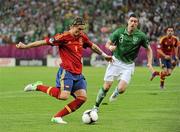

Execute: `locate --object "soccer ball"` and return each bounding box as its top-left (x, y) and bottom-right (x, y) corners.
top-left (82, 109), bottom-right (98, 124)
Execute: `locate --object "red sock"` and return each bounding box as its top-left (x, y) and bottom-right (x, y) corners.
top-left (160, 71), bottom-right (168, 78)
top-left (54, 96), bottom-right (86, 117)
top-left (37, 85), bottom-right (61, 99)
top-left (154, 71), bottom-right (160, 76)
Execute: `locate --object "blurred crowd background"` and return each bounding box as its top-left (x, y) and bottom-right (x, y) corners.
top-left (0, 0), bottom-right (179, 45)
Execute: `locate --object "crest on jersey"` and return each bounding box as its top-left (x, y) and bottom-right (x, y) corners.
top-left (132, 37), bottom-right (138, 44)
top-left (79, 37), bottom-right (83, 45)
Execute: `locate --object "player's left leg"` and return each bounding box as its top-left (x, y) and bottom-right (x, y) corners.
top-left (171, 56), bottom-right (178, 70)
top-left (109, 80), bottom-right (128, 102)
top-left (51, 75), bottom-right (87, 124)
top-left (51, 89), bottom-right (87, 124)
top-left (109, 62), bottom-right (134, 102)
top-left (160, 59), bottom-right (172, 89)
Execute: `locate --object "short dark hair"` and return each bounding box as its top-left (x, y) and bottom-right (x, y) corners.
top-left (128, 13), bottom-right (138, 19)
top-left (71, 17), bottom-right (85, 26)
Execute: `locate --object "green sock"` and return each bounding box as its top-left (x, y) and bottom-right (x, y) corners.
top-left (95, 87), bottom-right (108, 107)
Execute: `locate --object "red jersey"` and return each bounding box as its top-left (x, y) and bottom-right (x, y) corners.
top-left (45, 32), bottom-right (93, 74)
top-left (157, 35), bottom-right (178, 57)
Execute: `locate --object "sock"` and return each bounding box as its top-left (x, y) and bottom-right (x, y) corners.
top-left (160, 72), bottom-right (166, 88)
top-left (95, 87), bottom-right (108, 107)
top-left (113, 87), bottom-right (120, 95)
top-left (37, 85), bottom-right (61, 99)
top-left (54, 96), bottom-right (86, 117)
top-left (154, 71), bottom-right (160, 76)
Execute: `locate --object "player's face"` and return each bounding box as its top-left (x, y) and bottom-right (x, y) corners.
top-left (71, 25), bottom-right (85, 36)
top-left (166, 28), bottom-right (174, 36)
top-left (127, 17), bottom-right (138, 31)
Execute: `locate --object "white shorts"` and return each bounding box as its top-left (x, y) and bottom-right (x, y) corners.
top-left (104, 56), bottom-right (135, 84)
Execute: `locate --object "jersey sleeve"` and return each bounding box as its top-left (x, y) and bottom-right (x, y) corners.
top-left (158, 36), bottom-right (165, 50)
top-left (109, 29), bottom-right (119, 44)
top-left (44, 33), bottom-right (65, 46)
top-left (174, 36), bottom-right (179, 47)
top-left (82, 34), bottom-right (93, 48)
top-left (159, 36), bottom-right (165, 45)
top-left (141, 34), bottom-right (149, 48)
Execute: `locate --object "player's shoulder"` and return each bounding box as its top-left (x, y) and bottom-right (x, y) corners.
top-left (54, 32), bottom-right (70, 40)
top-left (135, 29), bottom-right (147, 39)
top-left (81, 32), bottom-right (89, 40)
top-left (172, 35), bottom-right (179, 41)
top-left (159, 35), bottom-right (167, 43)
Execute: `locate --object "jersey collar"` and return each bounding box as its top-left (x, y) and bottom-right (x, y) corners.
top-left (124, 28), bottom-right (138, 35)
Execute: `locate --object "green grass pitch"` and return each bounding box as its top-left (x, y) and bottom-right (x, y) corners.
top-left (0, 66), bottom-right (180, 132)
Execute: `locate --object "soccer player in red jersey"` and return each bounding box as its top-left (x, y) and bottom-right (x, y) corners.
top-left (16, 17), bottom-right (112, 124)
top-left (151, 26), bottom-right (179, 89)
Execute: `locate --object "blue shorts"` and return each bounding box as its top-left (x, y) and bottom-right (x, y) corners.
top-left (56, 67), bottom-right (87, 94)
top-left (161, 58), bottom-right (172, 69)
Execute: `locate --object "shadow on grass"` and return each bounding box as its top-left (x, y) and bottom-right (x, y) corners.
top-left (148, 92), bottom-right (158, 95)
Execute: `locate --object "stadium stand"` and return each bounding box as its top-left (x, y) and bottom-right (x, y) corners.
top-left (0, 0), bottom-right (179, 65)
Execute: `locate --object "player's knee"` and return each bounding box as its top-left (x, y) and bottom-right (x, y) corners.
top-left (103, 83), bottom-right (112, 90)
top-left (70, 96), bottom-right (87, 112)
top-left (58, 92), bottom-right (70, 100)
top-left (77, 96), bottom-right (87, 103)
top-left (59, 96), bottom-right (69, 100)
top-left (172, 61), bottom-right (177, 67)
top-left (118, 87), bottom-right (126, 94)
top-left (167, 73), bottom-right (171, 76)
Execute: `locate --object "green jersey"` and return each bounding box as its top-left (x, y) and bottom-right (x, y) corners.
top-left (109, 26), bottom-right (149, 64)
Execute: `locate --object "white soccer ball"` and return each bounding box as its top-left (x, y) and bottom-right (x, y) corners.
top-left (82, 109), bottom-right (98, 124)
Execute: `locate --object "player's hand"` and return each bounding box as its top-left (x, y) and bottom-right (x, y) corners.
top-left (102, 53), bottom-right (113, 62)
top-left (105, 55), bottom-right (113, 62)
top-left (16, 42), bottom-right (27, 49)
top-left (165, 55), bottom-right (171, 60)
top-left (175, 56), bottom-right (179, 63)
top-left (109, 45), bottom-right (117, 52)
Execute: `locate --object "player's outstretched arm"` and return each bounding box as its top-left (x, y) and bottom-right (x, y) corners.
top-left (146, 45), bottom-right (155, 73)
top-left (91, 43), bottom-right (112, 62)
top-left (16, 40), bottom-right (47, 49)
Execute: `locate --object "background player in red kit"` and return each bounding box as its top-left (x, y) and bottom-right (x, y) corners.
top-left (16, 17), bottom-right (112, 124)
top-left (151, 26), bottom-right (179, 88)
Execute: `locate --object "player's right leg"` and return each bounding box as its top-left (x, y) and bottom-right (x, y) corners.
top-left (92, 81), bottom-right (112, 112)
top-left (160, 60), bottom-right (172, 89)
top-left (24, 81), bottom-right (43, 92)
top-left (52, 76), bottom-right (87, 124)
top-left (92, 62), bottom-right (118, 112)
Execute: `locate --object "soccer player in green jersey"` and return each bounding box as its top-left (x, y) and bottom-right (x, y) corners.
top-left (92, 14), bottom-right (155, 112)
